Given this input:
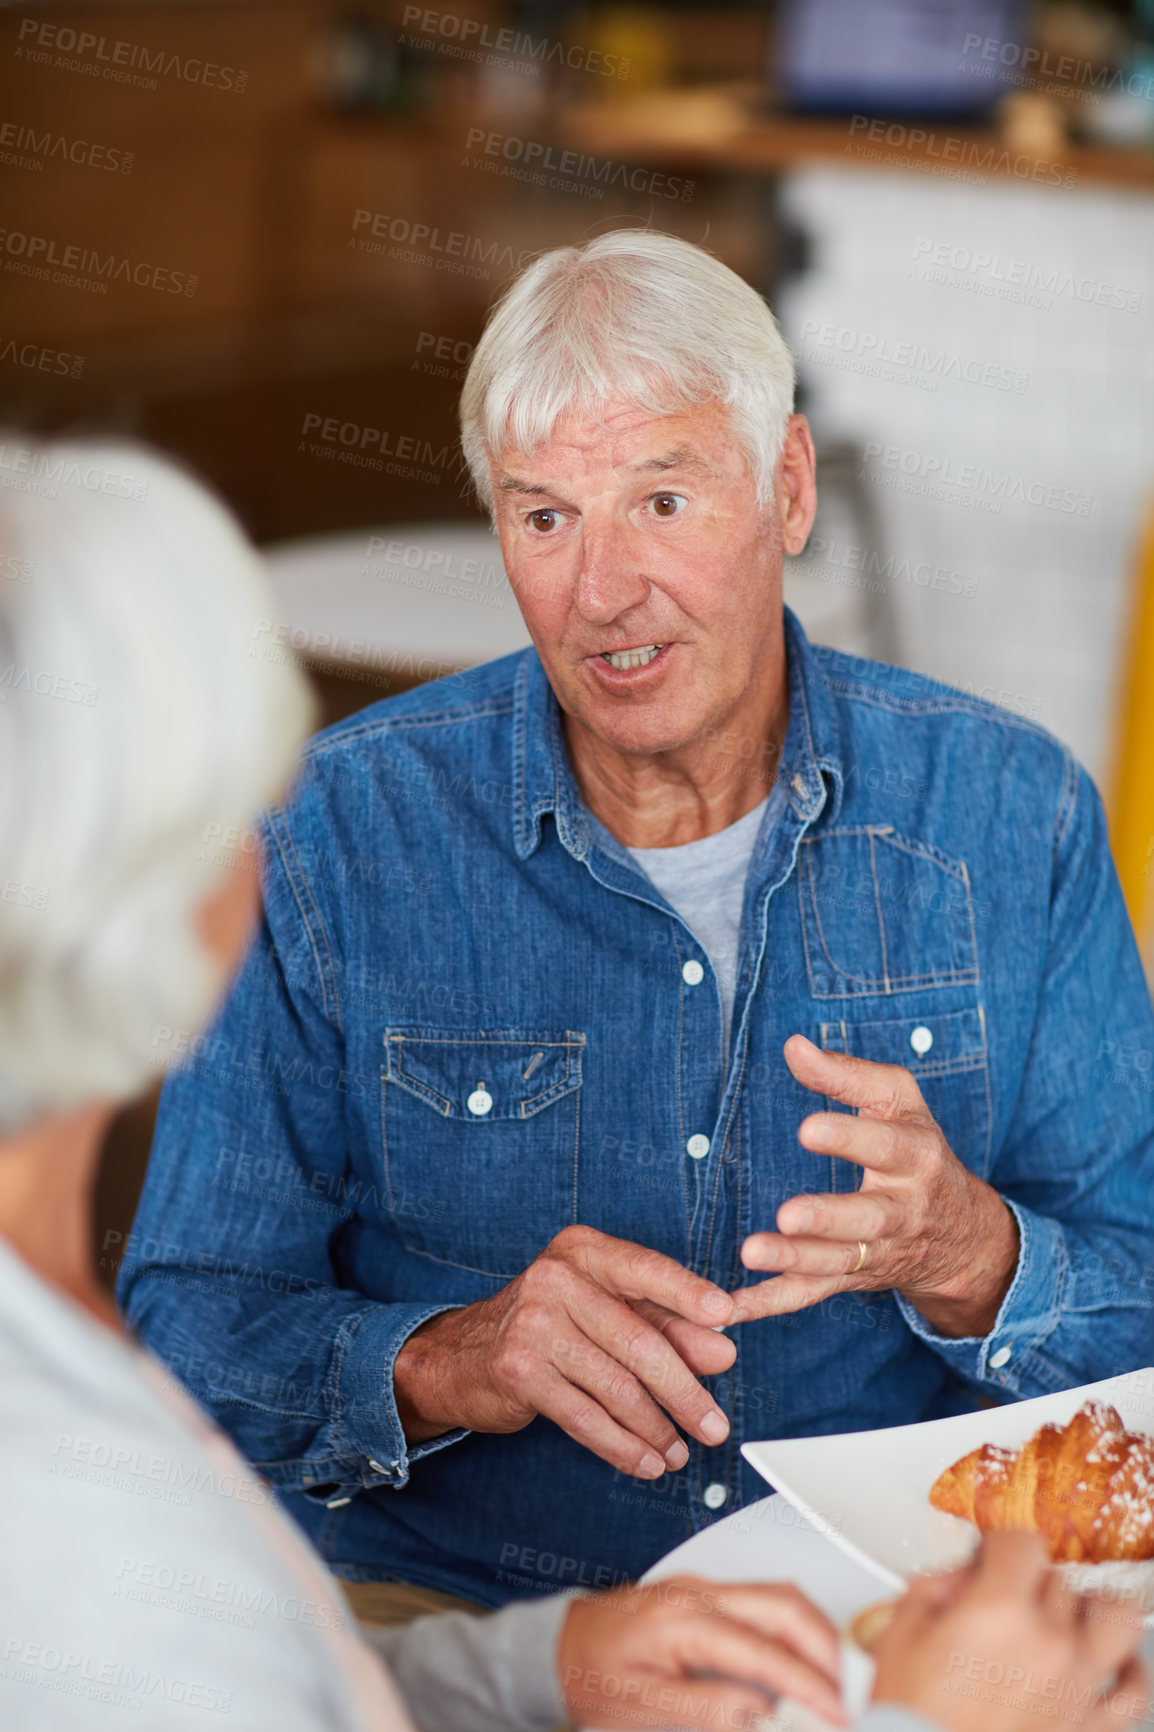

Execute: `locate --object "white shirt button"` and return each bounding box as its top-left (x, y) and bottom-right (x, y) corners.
top-left (687, 1134), bottom-right (711, 1159)
top-left (368, 1459), bottom-right (386, 1474)
top-left (682, 959), bottom-right (705, 986)
top-left (989, 1345), bottom-right (1013, 1369)
top-left (909, 1025), bottom-right (934, 1056)
top-left (467, 1086), bottom-right (493, 1116)
top-left (703, 1482), bottom-right (728, 1510)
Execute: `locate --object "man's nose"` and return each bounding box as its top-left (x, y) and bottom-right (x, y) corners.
top-left (574, 523), bottom-right (651, 623)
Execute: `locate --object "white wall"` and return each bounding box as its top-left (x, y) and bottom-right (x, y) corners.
top-left (777, 165), bottom-right (1154, 784)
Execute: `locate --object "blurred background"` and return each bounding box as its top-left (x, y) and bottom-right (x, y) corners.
top-left (2, 0), bottom-right (1153, 1268)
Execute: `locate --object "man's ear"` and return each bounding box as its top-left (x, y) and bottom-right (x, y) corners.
top-left (776, 415), bottom-right (818, 558)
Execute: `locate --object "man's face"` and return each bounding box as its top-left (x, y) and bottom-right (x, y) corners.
top-left (491, 399), bottom-right (814, 759)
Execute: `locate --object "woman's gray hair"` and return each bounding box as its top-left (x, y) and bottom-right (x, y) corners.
top-left (0, 439), bottom-right (316, 1134)
top-left (460, 229), bottom-right (796, 517)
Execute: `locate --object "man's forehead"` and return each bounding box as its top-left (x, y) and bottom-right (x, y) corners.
top-left (496, 403), bottom-right (735, 496)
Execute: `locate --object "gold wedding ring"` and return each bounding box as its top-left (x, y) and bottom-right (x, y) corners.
top-left (851, 1240), bottom-right (868, 1273)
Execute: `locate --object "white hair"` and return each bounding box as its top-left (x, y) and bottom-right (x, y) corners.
top-left (0, 438), bottom-right (316, 1134)
top-left (460, 229), bottom-right (796, 518)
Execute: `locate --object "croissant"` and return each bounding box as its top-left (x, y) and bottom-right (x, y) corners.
top-left (929, 1401), bottom-right (1154, 1564)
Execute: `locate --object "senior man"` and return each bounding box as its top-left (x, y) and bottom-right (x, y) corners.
top-left (121, 230), bottom-right (1154, 1614)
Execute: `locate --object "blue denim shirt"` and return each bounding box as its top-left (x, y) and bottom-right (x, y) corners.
top-left (119, 608), bottom-right (1154, 1607)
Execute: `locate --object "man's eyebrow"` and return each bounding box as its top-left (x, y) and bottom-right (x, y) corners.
top-left (497, 474), bottom-right (551, 496)
top-left (497, 447), bottom-right (713, 496)
top-left (631, 446), bottom-right (712, 475)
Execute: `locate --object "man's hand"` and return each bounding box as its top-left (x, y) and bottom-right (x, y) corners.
top-left (559, 1574), bottom-right (847, 1730)
top-left (732, 1034), bottom-right (1019, 1338)
top-left (872, 1530), bottom-right (1148, 1732)
top-left (393, 1225), bottom-right (737, 1479)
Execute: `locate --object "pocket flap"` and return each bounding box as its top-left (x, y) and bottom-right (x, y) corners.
top-left (820, 1006), bottom-right (986, 1076)
top-left (383, 1027), bottom-right (585, 1120)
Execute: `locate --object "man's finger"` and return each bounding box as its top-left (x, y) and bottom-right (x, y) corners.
top-left (532, 1366), bottom-right (677, 1480)
top-left (574, 1284), bottom-right (731, 1447)
top-left (728, 1271), bottom-right (847, 1323)
top-left (552, 1333), bottom-right (689, 1469)
top-left (739, 1230), bottom-right (893, 1281)
top-left (797, 1111), bottom-right (915, 1175)
top-left (775, 1189), bottom-right (901, 1242)
top-left (633, 1302), bottom-right (738, 1376)
top-left (784, 1034), bottom-right (931, 1123)
top-left (568, 1227), bottom-right (736, 1326)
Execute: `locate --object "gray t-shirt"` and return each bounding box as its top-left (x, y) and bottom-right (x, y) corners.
top-left (628, 785), bottom-right (781, 1067)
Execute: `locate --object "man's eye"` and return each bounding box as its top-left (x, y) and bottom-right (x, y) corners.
top-left (527, 509), bottom-right (559, 533)
top-left (648, 493), bottom-right (687, 518)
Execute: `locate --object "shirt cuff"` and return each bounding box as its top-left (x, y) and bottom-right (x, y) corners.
top-left (366, 1590), bottom-right (575, 1732)
top-left (858, 1705), bottom-right (947, 1732)
top-left (894, 1197), bottom-right (1069, 1397)
top-left (305, 1300), bottom-right (470, 1504)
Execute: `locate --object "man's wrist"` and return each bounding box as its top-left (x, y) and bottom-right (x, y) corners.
top-left (903, 1189), bottom-right (1020, 1340)
top-left (394, 1312), bottom-right (460, 1443)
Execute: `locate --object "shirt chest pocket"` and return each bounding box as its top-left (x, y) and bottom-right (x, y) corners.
top-left (799, 827), bottom-right (978, 997)
top-left (820, 1006), bottom-right (992, 1180)
top-left (380, 1026), bottom-right (585, 1279)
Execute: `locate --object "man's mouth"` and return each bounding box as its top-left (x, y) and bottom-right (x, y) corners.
top-left (600, 643), bottom-right (664, 671)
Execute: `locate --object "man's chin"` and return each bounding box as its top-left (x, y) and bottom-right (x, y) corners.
top-left (566, 700), bottom-right (704, 761)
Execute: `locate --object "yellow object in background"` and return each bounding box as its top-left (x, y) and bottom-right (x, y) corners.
top-left (590, 7), bottom-right (674, 94)
top-left (1108, 501), bottom-right (1154, 966)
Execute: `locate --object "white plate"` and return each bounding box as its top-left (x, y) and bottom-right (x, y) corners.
top-left (742, 1368), bottom-right (1154, 1608)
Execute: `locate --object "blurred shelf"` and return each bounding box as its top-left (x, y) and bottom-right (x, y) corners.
top-left (557, 88), bottom-right (1154, 194)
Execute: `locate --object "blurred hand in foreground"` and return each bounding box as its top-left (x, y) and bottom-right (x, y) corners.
top-left (559, 1573), bottom-right (847, 1730)
top-left (873, 1530), bottom-right (1148, 1732)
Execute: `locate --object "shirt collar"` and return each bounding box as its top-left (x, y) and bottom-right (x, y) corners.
top-left (511, 605), bottom-right (844, 861)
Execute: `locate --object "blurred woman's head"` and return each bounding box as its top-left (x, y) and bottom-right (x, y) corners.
top-left (0, 439), bottom-right (315, 1135)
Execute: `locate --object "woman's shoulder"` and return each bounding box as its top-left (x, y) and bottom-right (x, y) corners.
top-left (0, 1240), bottom-right (403, 1731)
